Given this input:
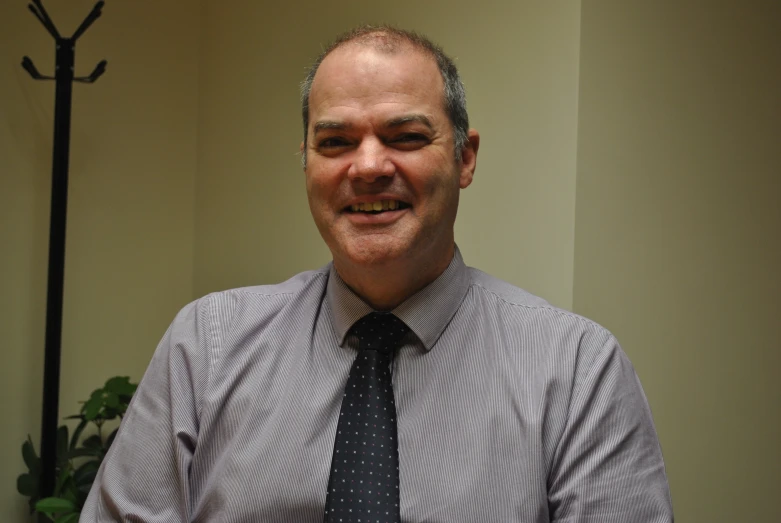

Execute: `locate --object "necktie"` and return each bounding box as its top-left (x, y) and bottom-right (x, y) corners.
top-left (324, 312), bottom-right (411, 523)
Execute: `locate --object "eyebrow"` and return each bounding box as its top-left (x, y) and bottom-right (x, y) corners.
top-left (312, 114), bottom-right (434, 137)
top-left (385, 114), bottom-right (434, 130)
top-left (313, 120), bottom-right (352, 136)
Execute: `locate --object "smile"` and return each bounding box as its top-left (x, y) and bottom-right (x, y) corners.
top-left (345, 200), bottom-right (411, 214)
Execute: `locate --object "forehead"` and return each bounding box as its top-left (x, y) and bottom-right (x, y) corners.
top-left (308, 43), bottom-right (446, 123)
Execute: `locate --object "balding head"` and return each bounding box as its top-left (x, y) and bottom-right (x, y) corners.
top-left (300, 25), bottom-right (469, 166)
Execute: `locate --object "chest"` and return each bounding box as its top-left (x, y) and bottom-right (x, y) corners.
top-left (191, 369), bottom-right (550, 521)
top-left (188, 318), bottom-right (555, 522)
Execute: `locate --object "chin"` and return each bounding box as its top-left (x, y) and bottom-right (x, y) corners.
top-left (338, 238), bottom-right (410, 268)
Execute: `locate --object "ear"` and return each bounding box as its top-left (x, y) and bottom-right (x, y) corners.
top-left (458, 129), bottom-right (480, 189)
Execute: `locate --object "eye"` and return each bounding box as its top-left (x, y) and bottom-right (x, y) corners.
top-left (390, 133), bottom-right (429, 149)
top-left (317, 137), bottom-right (351, 149)
top-left (395, 133), bottom-right (426, 142)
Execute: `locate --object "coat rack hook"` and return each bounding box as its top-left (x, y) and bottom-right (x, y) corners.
top-left (72, 1), bottom-right (105, 42)
top-left (21, 56), bottom-right (54, 80)
top-left (74, 59), bottom-right (107, 83)
top-left (28, 0), bottom-right (60, 39)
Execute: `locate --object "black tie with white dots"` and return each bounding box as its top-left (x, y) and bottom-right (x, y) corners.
top-left (324, 312), bottom-right (411, 523)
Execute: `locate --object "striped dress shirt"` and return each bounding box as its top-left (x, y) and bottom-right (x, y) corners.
top-left (81, 248), bottom-right (673, 522)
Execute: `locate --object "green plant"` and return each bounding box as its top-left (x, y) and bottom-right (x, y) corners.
top-left (17, 376), bottom-right (137, 522)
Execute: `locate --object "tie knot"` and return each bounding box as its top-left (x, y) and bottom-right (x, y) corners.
top-left (349, 312), bottom-right (410, 354)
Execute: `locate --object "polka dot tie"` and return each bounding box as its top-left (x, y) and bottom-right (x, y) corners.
top-left (324, 312), bottom-right (410, 523)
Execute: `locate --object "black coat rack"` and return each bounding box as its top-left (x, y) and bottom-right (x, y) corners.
top-left (22, 0), bottom-right (107, 500)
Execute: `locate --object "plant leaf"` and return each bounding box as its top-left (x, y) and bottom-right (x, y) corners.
top-left (64, 447), bottom-right (102, 460)
top-left (73, 461), bottom-right (100, 487)
top-left (55, 513), bottom-right (80, 523)
top-left (17, 473), bottom-right (38, 496)
top-left (61, 487), bottom-right (79, 506)
top-left (35, 497), bottom-right (75, 515)
top-left (104, 392), bottom-right (120, 409)
top-left (82, 392), bottom-right (104, 421)
top-left (22, 437), bottom-right (41, 474)
top-left (104, 376), bottom-right (137, 396)
top-left (82, 434), bottom-right (103, 449)
top-left (54, 465), bottom-right (74, 497)
top-left (60, 478), bottom-right (82, 509)
top-left (70, 418), bottom-right (88, 451)
top-left (56, 425), bottom-right (69, 464)
top-left (101, 407), bottom-right (120, 421)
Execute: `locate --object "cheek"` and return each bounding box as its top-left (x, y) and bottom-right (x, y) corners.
top-left (306, 162), bottom-right (344, 193)
top-left (413, 169), bottom-right (460, 205)
top-left (306, 177), bottom-right (345, 228)
top-left (306, 171), bottom-right (333, 202)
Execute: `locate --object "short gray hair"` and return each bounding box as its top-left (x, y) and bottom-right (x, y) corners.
top-left (300, 25), bottom-right (469, 167)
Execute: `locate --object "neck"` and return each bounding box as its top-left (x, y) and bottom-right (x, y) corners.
top-left (335, 246), bottom-right (454, 311)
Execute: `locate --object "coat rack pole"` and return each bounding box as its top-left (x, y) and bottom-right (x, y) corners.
top-left (39, 36), bottom-right (75, 500)
top-left (22, 0), bottom-right (107, 504)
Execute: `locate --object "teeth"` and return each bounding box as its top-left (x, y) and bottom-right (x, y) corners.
top-left (350, 200), bottom-right (404, 212)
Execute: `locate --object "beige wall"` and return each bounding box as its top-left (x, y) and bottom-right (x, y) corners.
top-left (574, 1), bottom-right (781, 521)
top-left (195, 1), bottom-right (581, 309)
top-left (0, 0), bottom-right (197, 519)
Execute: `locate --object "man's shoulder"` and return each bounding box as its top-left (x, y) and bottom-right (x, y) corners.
top-left (180, 266), bottom-right (331, 323)
top-left (466, 266), bottom-right (611, 339)
top-left (466, 267), bottom-right (552, 309)
top-left (217, 266), bottom-right (330, 300)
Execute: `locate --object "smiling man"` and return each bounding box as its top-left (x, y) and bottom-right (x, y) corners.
top-left (303, 34), bottom-right (479, 311)
top-left (82, 26), bottom-right (673, 523)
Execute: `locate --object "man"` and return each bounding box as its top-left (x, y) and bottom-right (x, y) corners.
top-left (82, 26), bottom-right (673, 522)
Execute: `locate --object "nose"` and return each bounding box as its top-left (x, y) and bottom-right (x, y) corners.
top-left (347, 138), bottom-right (395, 183)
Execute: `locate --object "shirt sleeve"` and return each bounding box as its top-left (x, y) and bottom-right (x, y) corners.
top-left (547, 333), bottom-right (674, 522)
top-left (80, 298), bottom-right (211, 522)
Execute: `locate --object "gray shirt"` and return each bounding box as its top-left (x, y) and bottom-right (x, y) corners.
top-left (82, 249), bottom-right (673, 522)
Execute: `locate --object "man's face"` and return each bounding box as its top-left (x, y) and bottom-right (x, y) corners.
top-left (304, 43), bottom-right (476, 275)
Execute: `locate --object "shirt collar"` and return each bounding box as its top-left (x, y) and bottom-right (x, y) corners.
top-left (326, 246), bottom-right (470, 352)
